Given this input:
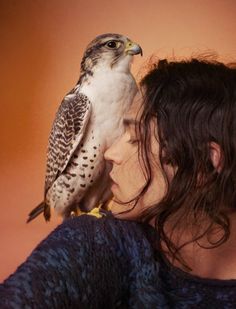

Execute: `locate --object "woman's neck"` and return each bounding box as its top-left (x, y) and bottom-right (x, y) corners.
top-left (159, 212), bottom-right (236, 280)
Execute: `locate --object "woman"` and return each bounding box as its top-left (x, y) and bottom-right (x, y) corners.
top-left (1, 58), bottom-right (236, 308)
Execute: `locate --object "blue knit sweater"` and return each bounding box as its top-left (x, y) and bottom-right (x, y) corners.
top-left (1, 214), bottom-right (236, 308)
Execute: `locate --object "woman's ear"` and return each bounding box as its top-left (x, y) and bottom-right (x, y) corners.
top-left (209, 142), bottom-right (222, 172)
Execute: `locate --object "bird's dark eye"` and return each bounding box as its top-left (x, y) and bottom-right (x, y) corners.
top-left (106, 41), bottom-right (120, 49)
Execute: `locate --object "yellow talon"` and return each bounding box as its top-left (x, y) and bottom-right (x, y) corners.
top-left (87, 207), bottom-right (103, 218)
top-left (70, 201), bottom-right (112, 219)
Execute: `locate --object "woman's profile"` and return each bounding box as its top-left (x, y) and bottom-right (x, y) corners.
top-left (1, 57), bottom-right (236, 308)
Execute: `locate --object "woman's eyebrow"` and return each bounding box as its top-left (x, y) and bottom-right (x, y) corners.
top-left (123, 118), bottom-right (139, 127)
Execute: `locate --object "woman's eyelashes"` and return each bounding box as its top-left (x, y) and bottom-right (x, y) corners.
top-left (128, 138), bottom-right (139, 144)
top-left (126, 130), bottom-right (140, 145)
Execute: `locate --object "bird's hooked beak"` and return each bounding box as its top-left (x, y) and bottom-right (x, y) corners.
top-left (125, 41), bottom-right (143, 56)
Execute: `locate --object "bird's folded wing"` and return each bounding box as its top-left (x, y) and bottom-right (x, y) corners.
top-left (45, 92), bottom-right (92, 194)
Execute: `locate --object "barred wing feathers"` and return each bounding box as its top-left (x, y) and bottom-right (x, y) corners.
top-left (45, 92), bottom-right (91, 195)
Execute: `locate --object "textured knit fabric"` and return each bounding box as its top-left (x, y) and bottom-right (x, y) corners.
top-left (0, 214), bottom-right (236, 308)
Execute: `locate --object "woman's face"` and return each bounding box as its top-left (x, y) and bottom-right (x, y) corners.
top-left (104, 93), bottom-right (169, 218)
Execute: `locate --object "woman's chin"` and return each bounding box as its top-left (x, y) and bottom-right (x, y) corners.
top-left (108, 197), bottom-right (142, 220)
top-left (111, 182), bottom-right (119, 192)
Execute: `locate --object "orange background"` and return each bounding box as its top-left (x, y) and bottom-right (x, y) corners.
top-left (0, 0), bottom-right (236, 281)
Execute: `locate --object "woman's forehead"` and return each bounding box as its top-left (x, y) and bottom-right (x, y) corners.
top-left (124, 91), bottom-right (157, 134)
top-left (125, 91), bottom-right (143, 120)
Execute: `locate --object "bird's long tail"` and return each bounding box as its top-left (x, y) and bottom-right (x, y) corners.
top-left (26, 201), bottom-right (51, 223)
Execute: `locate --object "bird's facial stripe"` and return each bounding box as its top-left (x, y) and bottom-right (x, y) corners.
top-left (87, 40), bottom-right (123, 55)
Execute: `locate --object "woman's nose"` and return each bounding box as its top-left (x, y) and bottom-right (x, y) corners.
top-left (104, 139), bottom-right (122, 164)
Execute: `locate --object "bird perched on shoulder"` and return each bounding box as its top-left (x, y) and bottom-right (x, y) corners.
top-left (27, 33), bottom-right (142, 223)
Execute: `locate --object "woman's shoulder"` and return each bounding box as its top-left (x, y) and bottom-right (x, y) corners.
top-left (48, 213), bottom-right (155, 258)
top-left (58, 213), bottom-right (150, 243)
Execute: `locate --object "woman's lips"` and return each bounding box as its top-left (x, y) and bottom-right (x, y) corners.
top-left (109, 173), bottom-right (118, 185)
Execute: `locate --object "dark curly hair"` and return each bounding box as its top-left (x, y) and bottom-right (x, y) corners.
top-left (138, 58), bottom-right (236, 269)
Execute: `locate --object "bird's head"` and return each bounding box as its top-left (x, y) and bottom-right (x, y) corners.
top-left (80, 33), bottom-right (142, 76)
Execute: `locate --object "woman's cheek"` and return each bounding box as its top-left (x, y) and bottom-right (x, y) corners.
top-left (123, 163), bottom-right (147, 200)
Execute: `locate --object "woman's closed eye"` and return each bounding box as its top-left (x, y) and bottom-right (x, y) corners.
top-left (128, 137), bottom-right (139, 144)
top-left (126, 130), bottom-right (140, 145)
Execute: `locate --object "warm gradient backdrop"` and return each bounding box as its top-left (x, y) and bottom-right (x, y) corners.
top-left (0, 0), bottom-right (236, 281)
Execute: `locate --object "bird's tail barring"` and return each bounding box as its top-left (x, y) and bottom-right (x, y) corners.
top-left (26, 201), bottom-right (50, 223)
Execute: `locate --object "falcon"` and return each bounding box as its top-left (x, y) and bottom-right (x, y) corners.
top-left (27, 33), bottom-right (142, 222)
